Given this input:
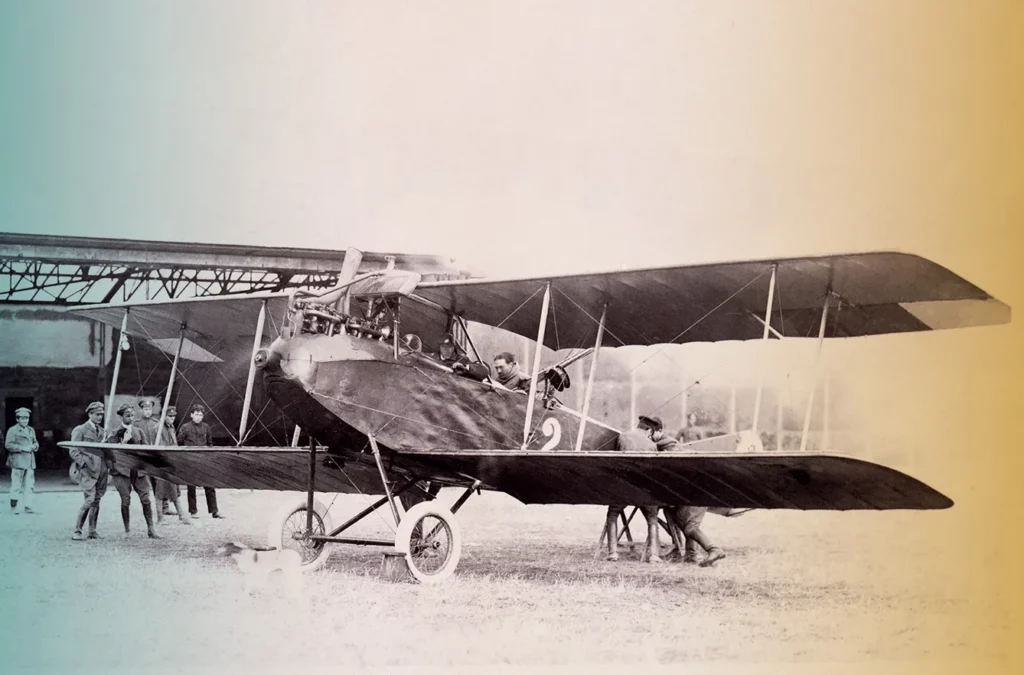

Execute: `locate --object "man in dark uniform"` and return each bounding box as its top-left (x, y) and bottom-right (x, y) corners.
top-left (109, 403), bottom-right (161, 539)
top-left (68, 402), bottom-right (109, 540)
top-left (439, 334), bottom-right (490, 381)
top-left (177, 404), bottom-right (224, 519)
top-left (153, 406), bottom-right (189, 524)
top-left (605, 416), bottom-right (662, 562)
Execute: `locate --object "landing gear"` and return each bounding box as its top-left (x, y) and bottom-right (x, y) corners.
top-left (273, 435), bottom-right (477, 583)
top-left (267, 497), bottom-right (334, 571)
top-left (394, 501), bottom-right (462, 583)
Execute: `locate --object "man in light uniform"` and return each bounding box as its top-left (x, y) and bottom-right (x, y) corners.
top-left (109, 403), bottom-right (161, 538)
top-left (5, 407), bottom-right (39, 514)
top-left (69, 402), bottom-right (109, 539)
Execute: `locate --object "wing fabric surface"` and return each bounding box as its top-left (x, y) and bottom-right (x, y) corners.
top-left (395, 449), bottom-right (953, 510)
top-left (64, 293), bottom-right (291, 361)
top-left (59, 443), bottom-right (384, 494)
top-left (61, 442), bottom-right (951, 510)
top-left (412, 252), bottom-right (1009, 349)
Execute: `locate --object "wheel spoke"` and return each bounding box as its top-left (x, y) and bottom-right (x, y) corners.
top-left (408, 515), bottom-right (452, 576)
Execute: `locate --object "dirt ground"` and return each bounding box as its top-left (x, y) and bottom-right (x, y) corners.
top-left (0, 485), bottom-right (1016, 675)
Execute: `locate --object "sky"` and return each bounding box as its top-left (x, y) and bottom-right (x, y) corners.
top-left (1, 3), bottom-right (1021, 412)
top-left (1, 2), bottom-right (1023, 663)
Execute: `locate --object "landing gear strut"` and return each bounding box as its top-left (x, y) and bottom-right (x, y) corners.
top-left (268, 434), bottom-right (477, 584)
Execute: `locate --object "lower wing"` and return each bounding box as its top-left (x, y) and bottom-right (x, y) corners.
top-left (59, 442), bottom-right (951, 510)
top-left (393, 449), bottom-right (953, 510)
top-left (58, 442), bottom-right (383, 494)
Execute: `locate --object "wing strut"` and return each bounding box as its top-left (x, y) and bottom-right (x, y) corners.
top-left (799, 292), bottom-right (831, 452)
top-left (237, 299), bottom-right (268, 444)
top-left (105, 309), bottom-right (130, 426)
top-left (154, 325), bottom-right (185, 444)
top-left (575, 303), bottom-right (607, 452)
top-left (750, 264), bottom-right (777, 434)
top-left (522, 282), bottom-right (552, 448)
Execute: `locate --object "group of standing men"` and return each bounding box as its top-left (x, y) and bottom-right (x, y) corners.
top-left (67, 399), bottom-right (224, 541)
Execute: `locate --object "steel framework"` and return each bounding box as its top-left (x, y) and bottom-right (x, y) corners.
top-left (0, 233), bottom-right (468, 305)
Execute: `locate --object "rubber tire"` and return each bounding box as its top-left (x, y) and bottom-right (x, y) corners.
top-left (394, 501), bottom-right (462, 584)
top-left (267, 497), bottom-right (334, 572)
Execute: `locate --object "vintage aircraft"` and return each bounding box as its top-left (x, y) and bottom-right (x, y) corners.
top-left (59, 250), bottom-right (1010, 583)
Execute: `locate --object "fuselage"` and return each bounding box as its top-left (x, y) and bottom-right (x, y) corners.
top-left (259, 332), bottom-right (621, 455)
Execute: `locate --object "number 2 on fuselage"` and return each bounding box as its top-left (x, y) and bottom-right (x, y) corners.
top-left (540, 417), bottom-right (562, 451)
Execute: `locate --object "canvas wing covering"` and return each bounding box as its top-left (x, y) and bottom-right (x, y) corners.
top-left (395, 449), bottom-right (953, 510)
top-left (58, 442), bottom-right (385, 494)
top-left (411, 252), bottom-right (1009, 349)
top-left (65, 293), bottom-right (291, 361)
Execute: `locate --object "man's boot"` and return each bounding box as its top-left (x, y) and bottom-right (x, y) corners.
top-left (72, 504), bottom-right (89, 540)
top-left (688, 528), bottom-right (724, 567)
top-left (10, 499), bottom-right (18, 514)
top-left (605, 510), bottom-right (619, 561)
top-left (121, 504), bottom-right (131, 535)
top-left (700, 547), bottom-right (726, 567)
top-left (682, 537), bottom-right (700, 564)
top-left (173, 496), bottom-right (190, 525)
top-left (142, 501), bottom-right (161, 539)
top-left (87, 504), bottom-right (101, 539)
top-left (641, 507), bottom-right (661, 563)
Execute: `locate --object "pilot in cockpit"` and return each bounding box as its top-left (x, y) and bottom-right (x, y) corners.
top-left (439, 333), bottom-right (491, 382)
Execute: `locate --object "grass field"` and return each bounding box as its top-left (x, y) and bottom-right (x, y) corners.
top-left (0, 485), bottom-right (1015, 674)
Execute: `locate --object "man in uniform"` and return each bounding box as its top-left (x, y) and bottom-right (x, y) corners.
top-left (605, 415), bottom-right (661, 561)
top-left (5, 407), bottom-right (39, 514)
top-left (68, 401), bottom-right (109, 539)
top-left (679, 412), bottom-right (704, 443)
top-left (109, 403), bottom-right (161, 538)
top-left (154, 406), bottom-right (189, 524)
top-left (177, 404), bottom-right (224, 519)
top-left (493, 352), bottom-right (532, 392)
top-left (133, 399), bottom-right (189, 525)
top-left (640, 415), bottom-right (679, 452)
top-left (665, 412), bottom-right (725, 566)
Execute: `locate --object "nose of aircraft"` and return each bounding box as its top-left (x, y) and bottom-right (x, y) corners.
top-left (256, 339), bottom-right (318, 385)
top-left (253, 347), bottom-right (279, 372)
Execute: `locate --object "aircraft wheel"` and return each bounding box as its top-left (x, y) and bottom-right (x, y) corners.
top-left (394, 501), bottom-right (462, 584)
top-left (267, 498), bottom-right (334, 572)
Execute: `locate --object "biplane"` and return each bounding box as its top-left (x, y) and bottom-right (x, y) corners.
top-left (59, 250), bottom-right (1010, 583)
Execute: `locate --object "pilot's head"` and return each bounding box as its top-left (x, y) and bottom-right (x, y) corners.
top-left (637, 415), bottom-right (663, 439)
top-left (190, 404), bottom-right (205, 423)
top-left (493, 352), bottom-right (518, 379)
top-left (14, 407), bottom-right (30, 428)
top-left (165, 406), bottom-right (177, 425)
top-left (139, 399), bottom-right (155, 419)
top-left (439, 333), bottom-right (461, 362)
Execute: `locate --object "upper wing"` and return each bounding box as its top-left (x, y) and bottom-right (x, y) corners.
top-left (64, 293), bottom-right (291, 361)
top-left (394, 448), bottom-right (953, 510)
top-left (410, 252), bottom-right (1010, 349)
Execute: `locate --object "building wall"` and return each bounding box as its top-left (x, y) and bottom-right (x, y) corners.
top-left (0, 307), bottom-right (111, 469)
